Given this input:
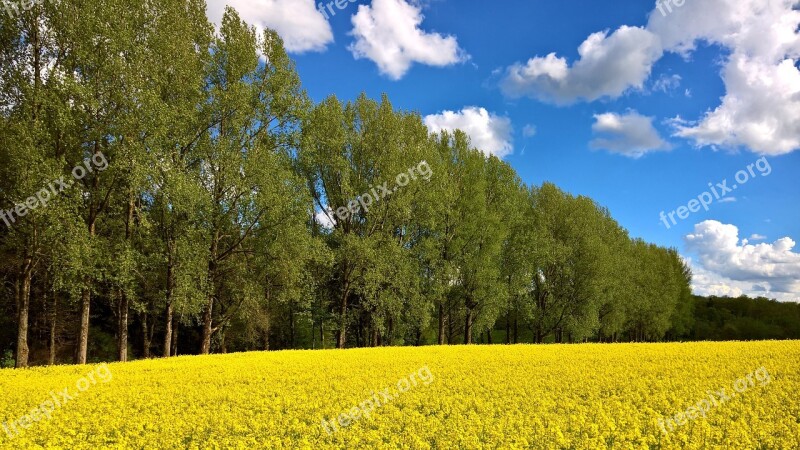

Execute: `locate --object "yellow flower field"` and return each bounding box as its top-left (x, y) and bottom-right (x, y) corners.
top-left (1, 341), bottom-right (799, 449)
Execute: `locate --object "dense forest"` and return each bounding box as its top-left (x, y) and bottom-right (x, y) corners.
top-left (0, 1), bottom-right (789, 369)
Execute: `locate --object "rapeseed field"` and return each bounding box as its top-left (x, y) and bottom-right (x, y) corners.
top-left (1, 341), bottom-right (798, 449)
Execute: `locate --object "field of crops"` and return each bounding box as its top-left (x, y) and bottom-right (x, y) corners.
top-left (1, 341), bottom-right (799, 449)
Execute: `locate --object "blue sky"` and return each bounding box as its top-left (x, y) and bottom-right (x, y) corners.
top-left (207, 0), bottom-right (800, 301)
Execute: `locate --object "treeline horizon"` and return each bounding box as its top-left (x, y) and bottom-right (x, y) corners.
top-left (0, 1), bottom-right (791, 369)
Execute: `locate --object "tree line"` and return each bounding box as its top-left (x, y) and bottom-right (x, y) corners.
top-left (1, 1), bottom-right (699, 368)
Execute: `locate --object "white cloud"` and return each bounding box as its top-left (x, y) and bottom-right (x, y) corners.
top-left (523, 124), bottom-right (537, 138)
top-left (671, 55), bottom-right (800, 155)
top-left (718, 197), bottom-right (737, 203)
top-left (750, 233), bottom-right (768, 241)
top-left (687, 258), bottom-right (748, 298)
top-left (206, 0), bottom-right (333, 53)
top-left (589, 111), bottom-right (670, 158)
top-left (647, 0), bottom-right (800, 154)
top-left (349, 0), bottom-right (468, 80)
top-left (499, 26), bottom-right (663, 104)
top-left (652, 74), bottom-right (681, 93)
top-left (424, 107), bottom-right (514, 158)
top-left (685, 220), bottom-right (800, 301)
top-left (315, 207), bottom-right (336, 229)
top-left (501, 0), bottom-right (800, 154)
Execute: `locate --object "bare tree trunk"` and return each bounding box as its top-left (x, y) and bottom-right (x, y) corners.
top-left (201, 237), bottom-right (218, 355)
top-left (15, 259), bottom-right (33, 368)
top-left (163, 302), bottom-right (173, 357)
top-left (438, 303), bottom-right (446, 345)
top-left (76, 286), bottom-right (91, 364)
top-left (513, 313), bottom-right (519, 344)
top-left (447, 299), bottom-right (454, 344)
top-left (48, 292), bottom-right (57, 366)
top-left (117, 292), bottom-right (129, 362)
top-left (220, 327), bottom-right (227, 354)
top-left (505, 312), bottom-right (511, 344)
top-left (118, 195), bottom-right (134, 362)
top-left (141, 313), bottom-right (151, 358)
top-left (163, 245), bottom-right (174, 357)
top-left (171, 319), bottom-right (179, 357)
top-left (77, 164), bottom-right (100, 365)
top-left (371, 327), bottom-right (379, 347)
top-left (289, 303), bottom-right (296, 348)
top-left (201, 298), bottom-right (213, 354)
top-left (336, 285), bottom-right (348, 349)
top-left (464, 308), bottom-right (474, 344)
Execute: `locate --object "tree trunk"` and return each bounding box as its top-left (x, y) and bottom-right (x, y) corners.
top-left (76, 286), bottom-right (91, 364)
top-left (438, 303), bottom-right (446, 345)
top-left (505, 312), bottom-right (511, 344)
top-left (487, 329), bottom-right (493, 344)
top-left (15, 259), bottom-right (33, 368)
top-left (163, 246), bottom-right (174, 357)
top-left (171, 319), bottom-right (179, 357)
top-left (48, 292), bottom-right (57, 366)
top-left (371, 327), bottom-right (379, 347)
top-left (220, 327), bottom-right (227, 354)
top-left (289, 303), bottom-right (296, 348)
top-left (513, 313), bottom-right (519, 344)
top-left (447, 299), bottom-right (454, 344)
top-left (336, 286), bottom-right (348, 349)
top-left (141, 313), bottom-right (151, 358)
top-left (163, 301), bottom-right (173, 357)
top-left (464, 308), bottom-right (474, 344)
top-left (201, 297), bottom-right (213, 354)
top-left (201, 238), bottom-right (218, 355)
top-left (118, 292), bottom-right (129, 362)
top-left (118, 195), bottom-right (134, 362)
top-left (77, 179), bottom-right (98, 365)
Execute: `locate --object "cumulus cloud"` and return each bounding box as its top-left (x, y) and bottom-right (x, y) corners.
top-left (685, 220), bottom-right (800, 301)
top-left (501, 0), bottom-right (800, 154)
top-left (671, 55), bottom-right (800, 154)
top-left (499, 26), bottom-right (663, 104)
top-left (589, 111), bottom-right (670, 158)
top-left (349, 0), bottom-right (468, 80)
top-left (424, 107), bottom-right (514, 158)
top-left (206, 0), bottom-right (334, 53)
top-left (647, 0), bottom-right (800, 154)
